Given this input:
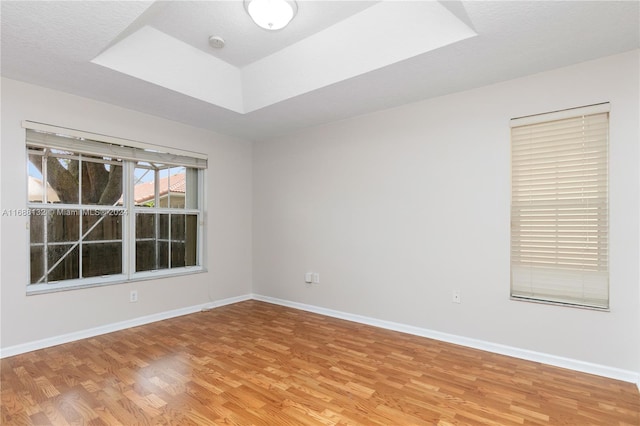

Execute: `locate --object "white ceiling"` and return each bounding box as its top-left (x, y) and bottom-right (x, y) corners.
top-left (2, 1), bottom-right (639, 141)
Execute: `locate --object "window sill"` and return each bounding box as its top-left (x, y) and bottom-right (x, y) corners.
top-left (26, 267), bottom-right (206, 295)
top-left (510, 295), bottom-right (610, 312)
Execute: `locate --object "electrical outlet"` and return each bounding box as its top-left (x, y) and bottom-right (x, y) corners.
top-left (452, 290), bottom-right (461, 304)
top-left (312, 273), bottom-right (320, 284)
top-left (130, 290), bottom-right (138, 303)
top-left (305, 272), bottom-right (313, 283)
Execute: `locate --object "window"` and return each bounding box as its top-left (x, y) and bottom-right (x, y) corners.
top-left (510, 103), bottom-right (609, 309)
top-left (133, 165), bottom-right (199, 272)
top-left (25, 121), bottom-right (207, 294)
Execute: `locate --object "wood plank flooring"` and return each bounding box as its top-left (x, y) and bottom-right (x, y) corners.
top-left (1, 300), bottom-right (638, 425)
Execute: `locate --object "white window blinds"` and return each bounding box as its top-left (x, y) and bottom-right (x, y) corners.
top-left (23, 121), bottom-right (207, 169)
top-left (510, 103), bottom-right (609, 309)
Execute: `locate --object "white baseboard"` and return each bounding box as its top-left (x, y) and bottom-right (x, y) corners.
top-left (0, 294), bottom-right (252, 359)
top-left (200, 294), bottom-right (252, 311)
top-left (252, 294), bottom-right (640, 386)
top-left (2, 292), bottom-right (638, 387)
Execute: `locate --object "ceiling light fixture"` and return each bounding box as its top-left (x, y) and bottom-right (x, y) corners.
top-left (244, 0), bottom-right (298, 31)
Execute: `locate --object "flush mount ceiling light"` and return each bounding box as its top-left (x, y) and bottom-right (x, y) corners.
top-left (244, 0), bottom-right (298, 31)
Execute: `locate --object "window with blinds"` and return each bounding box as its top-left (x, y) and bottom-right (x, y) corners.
top-left (510, 103), bottom-right (609, 309)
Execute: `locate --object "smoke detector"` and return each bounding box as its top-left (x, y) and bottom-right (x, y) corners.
top-left (208, 36), bottom-right (225, 49)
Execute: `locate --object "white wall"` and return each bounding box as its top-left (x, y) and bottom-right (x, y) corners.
top-left (2, 51), bottom-right (638, 380)
top-left (0, 78), bottom-right (253, 349)
top-left (253, 50), bottom-right (640, 373)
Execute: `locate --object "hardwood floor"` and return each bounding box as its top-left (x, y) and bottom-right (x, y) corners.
top-left (1, 300), bottom-right (638, 425)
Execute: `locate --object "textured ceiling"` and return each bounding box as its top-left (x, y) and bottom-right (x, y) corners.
top-left (1, 1), bottom-right (639, 141)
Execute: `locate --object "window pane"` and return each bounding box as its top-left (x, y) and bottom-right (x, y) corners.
top-left (168, 213), bottom-right (198, 267)
top-left (157, 167), bottom-right (186, 208)
top-left (169, 167), bottom-right (186, 208)
top-left (47, 211), bottom-right (79, 242)
top-left (134, 166), bottom-right (156, 207)
top-left (48, 245), bottom-right (79, 282)
top-left (159, 214), bottom-right (169, 240)
top-left (171, 242), bottom-right (185, 268)
top-left (30, 213), bottom-right (44, 244)
top-left (82, 243), bottom-right (122, 277)
top-left (157, 168), bottom-right (170, 208)
top-left (171, 214), bottom-right (186, 268)
top-left (28, 153), bottom-right (46, 203)
top-left (81, 159), bottom-right (123, 205)
top-left (30, 246), bottom-right (44, 284)
top-left (186, 214), bottom-right (198, 266)
top-left (185, 168), bottom-right (198, 209)
top-left (135, 213), bottom-right (169, 272)
top-left (136, 241), bottom-right (156, 272)
top-left (136, 213), bottom-right (155, 239)
top-left (83, 212), bottom-right (123, 241)
top-left (46, 156), bottom-right (79, 204)
top-left (136, 213), bottom-right (156, 272)
top-left (136, 241), bottom-right (169, 271)
top-left (158, 241), bottom-right (169, 269)
top-left (171, 214), bottom-right (185, 240)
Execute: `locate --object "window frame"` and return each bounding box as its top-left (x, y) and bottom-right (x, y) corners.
top-left (24, 121), bottom-right (207, 295)
top-left (129, 165), bottom-right (204, 279)
top-left (509, 103), bottom-right (610, 310)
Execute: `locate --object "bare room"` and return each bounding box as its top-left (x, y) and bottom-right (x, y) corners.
top-left (1, 1), bottom-right (639, 424)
